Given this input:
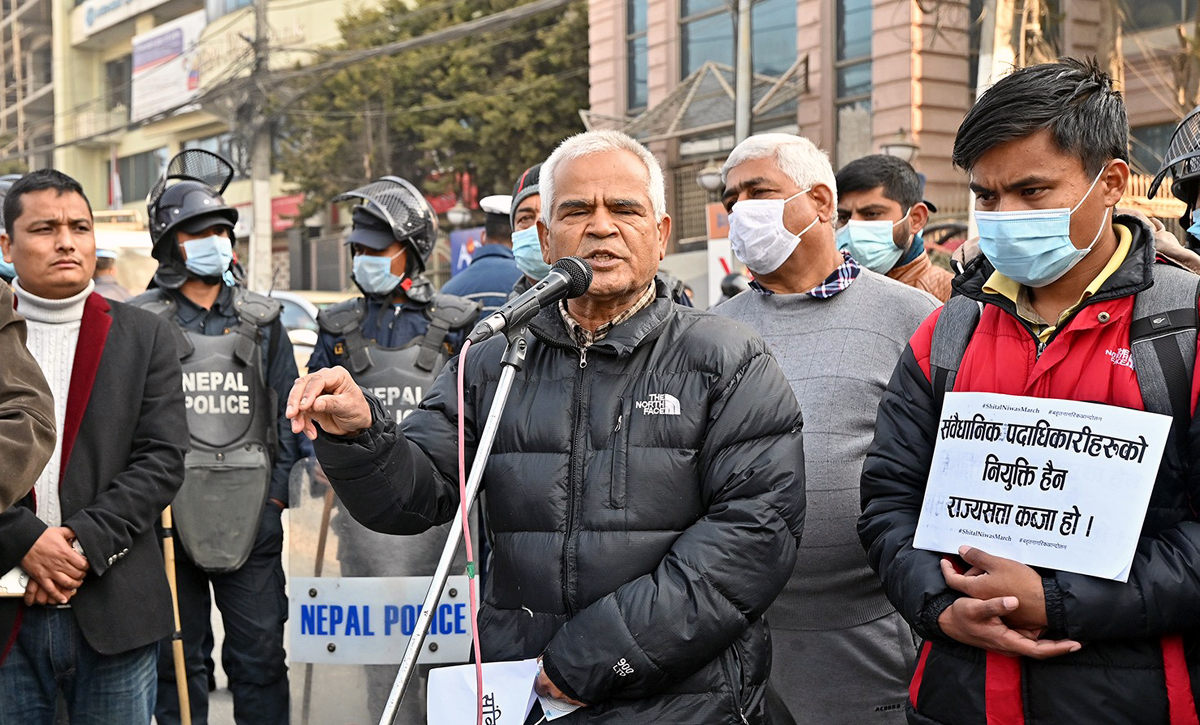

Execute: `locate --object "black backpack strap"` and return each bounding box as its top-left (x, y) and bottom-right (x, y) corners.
top-left (127, 289), bottom-right (195, 358)
top-left (929, 296), bottom-right (984, 409)
top-left (415, 294), bottom-right (481, 371)
top-left (1131, 264), bottom-right (1200, 468)
top-left (317, 297), bottom-right (372, 374)
top-left (230, 288), bottom-right (283, 367)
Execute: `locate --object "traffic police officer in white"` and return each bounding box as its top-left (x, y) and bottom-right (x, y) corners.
top-left (129, 149), bottom-right (299, 725)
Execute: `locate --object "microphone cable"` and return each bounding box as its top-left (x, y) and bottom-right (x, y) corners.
top-left (456, 338), bottom-right (485, 725)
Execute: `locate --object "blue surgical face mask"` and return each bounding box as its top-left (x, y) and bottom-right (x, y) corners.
top-left (836, 208), bottom-right (910, 273)
top-left (353, 251), bottom-right (404, 295)
top-left (511, 225), bottom-right (552, 280)
top-left (1188, 209), bottom-right (1200, 240)
top-left (975, 168), bottom-right (1109, 288)
top-left (182, 235), bottom-right (234, 282)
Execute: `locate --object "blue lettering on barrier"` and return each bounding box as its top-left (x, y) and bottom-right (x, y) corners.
top-left (301, 601), bottom-right (468, 639)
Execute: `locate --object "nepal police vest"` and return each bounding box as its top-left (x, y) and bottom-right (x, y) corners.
top-left (317, 294), bottom-right (479, 422)
top-left (134, 288), bottom-right (281, 573)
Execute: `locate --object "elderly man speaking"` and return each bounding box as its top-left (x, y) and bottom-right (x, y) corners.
top-left (287, 130), bottom-right (805, 723)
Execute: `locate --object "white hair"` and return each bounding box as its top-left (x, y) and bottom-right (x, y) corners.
top-left (721, 133), bottom-right (837, 208)
top-left (540, 130), bottom-right (667, 224)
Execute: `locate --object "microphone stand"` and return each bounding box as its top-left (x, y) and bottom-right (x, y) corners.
top-left (377, 325), bottom-right (529, 725)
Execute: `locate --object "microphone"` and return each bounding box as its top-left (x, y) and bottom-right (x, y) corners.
top-left (466, 256), bottom-right (592, 344)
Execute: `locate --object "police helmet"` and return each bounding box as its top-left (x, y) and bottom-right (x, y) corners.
top-left (334, 176), bottom-right (437, 273)
top-left (0, 173), bottom-right (24, 235)
top-left (147, 149), bottom-right (238, 266)
top-left (1149, 105), bottom-right (1200, 232)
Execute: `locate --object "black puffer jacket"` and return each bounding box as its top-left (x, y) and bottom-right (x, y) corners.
top-left (859, 222), bottom-right (1200, 725)
top-left (316, 282), bottom-right (806, 723)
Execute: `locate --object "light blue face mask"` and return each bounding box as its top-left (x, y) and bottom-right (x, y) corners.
top-left (835, 209), bottom-right (910, 273)
top-left (353, 251), bottom-right (404, 295)
top-left (511, 225), bottom-right (552, 280)
top-left (1189, 209), bottom-right (1200, 240)
top-left (975, 168), bottom-right (1109, 288)
top-left (182, 235), bottom-right (235, 283)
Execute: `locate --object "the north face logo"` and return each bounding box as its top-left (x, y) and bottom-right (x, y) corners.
top-left (1106, 348), bottom-right (1134, 370)
top-left (634, 393), bottom-right (680, 415)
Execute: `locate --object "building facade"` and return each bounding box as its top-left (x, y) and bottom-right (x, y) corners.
top-left (588, 0), bottom-right (1191, 244)
top-left (0, 0), bottom-right (382, 291)
top-left (1, 0), bottom-right (55, 171)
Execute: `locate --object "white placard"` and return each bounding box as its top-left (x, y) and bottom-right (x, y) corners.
top-left (914, 392), bottom-right (1172, 582)
top-left (289, 576), bottom-right (472, 664)
top-left (427, 659), bottom-right (539, 725)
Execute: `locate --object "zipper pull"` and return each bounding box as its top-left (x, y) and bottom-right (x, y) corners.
top-left (615, 414), bottom-right (622, 432)
top-left (579, 347), bottom-right (588, 369)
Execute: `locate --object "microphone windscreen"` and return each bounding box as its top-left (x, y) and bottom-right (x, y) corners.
top-left (553, 256), bottom-right (593, 299)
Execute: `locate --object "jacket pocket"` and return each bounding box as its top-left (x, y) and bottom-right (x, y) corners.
top-left (611, 398), bottom-right (632, 508)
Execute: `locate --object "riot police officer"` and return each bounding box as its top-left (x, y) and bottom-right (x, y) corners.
top-left (305, 175), bottom-right (478, 724)
top-left (129, 149), bottom-right (299, 725)
top-left (1151, 105), bottom-right (1200, 248)
top-left (307, 175), bottom-right (478, 413)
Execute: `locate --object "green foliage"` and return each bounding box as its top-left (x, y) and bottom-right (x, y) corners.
top-left (278, 0), bottom-right (588, 212)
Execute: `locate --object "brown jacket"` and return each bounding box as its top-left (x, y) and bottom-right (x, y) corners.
top-left (0, 280), bottom-right (55, 509)
top-left (888, 252), bottom-right (953, 302)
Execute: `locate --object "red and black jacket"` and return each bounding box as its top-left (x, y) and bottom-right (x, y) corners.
top-left (859, 217), bottom-right (1200, 725)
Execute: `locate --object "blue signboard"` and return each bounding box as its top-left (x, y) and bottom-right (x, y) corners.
top-left (449, 227), bottom-right (484, 278)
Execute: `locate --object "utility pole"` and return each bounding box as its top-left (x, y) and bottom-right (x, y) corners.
top-left (734, 0), bottom-right (752, 143)
top-left (968, 0), bottom-right (1015, 238)
top-left (247, 0), bottom-right (274, 292)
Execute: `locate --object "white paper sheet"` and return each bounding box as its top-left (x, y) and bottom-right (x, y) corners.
top-left (914, 392), bottom-right (1171, 581)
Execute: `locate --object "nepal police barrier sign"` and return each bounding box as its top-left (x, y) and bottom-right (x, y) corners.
top-left (914, 392), bottom-right (1171, 582)
top-left (289, 457), bottom-right (472, 725)
top-left (290, 575), bottom-right (472, 665)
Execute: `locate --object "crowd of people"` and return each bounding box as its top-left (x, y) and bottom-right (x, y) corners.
top-left (3, 55), bottom-right (1200, 725)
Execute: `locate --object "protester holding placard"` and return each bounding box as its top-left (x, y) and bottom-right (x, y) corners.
top-left (859, 58), bottom-right (1200, 724)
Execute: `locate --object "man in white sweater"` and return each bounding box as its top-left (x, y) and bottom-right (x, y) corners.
top-left (714, 134), bottom-right (940, 724)
top-left (0, 170), bottom-right (186, 725)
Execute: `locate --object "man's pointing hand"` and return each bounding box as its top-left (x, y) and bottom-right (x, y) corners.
top-left (286, 366), bottom-right (372, 440)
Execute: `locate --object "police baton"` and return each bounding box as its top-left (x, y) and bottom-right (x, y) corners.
top-left (300, 465), bottom-right (336, 725)
top-left (161, 506), bottom-right (192, 725)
